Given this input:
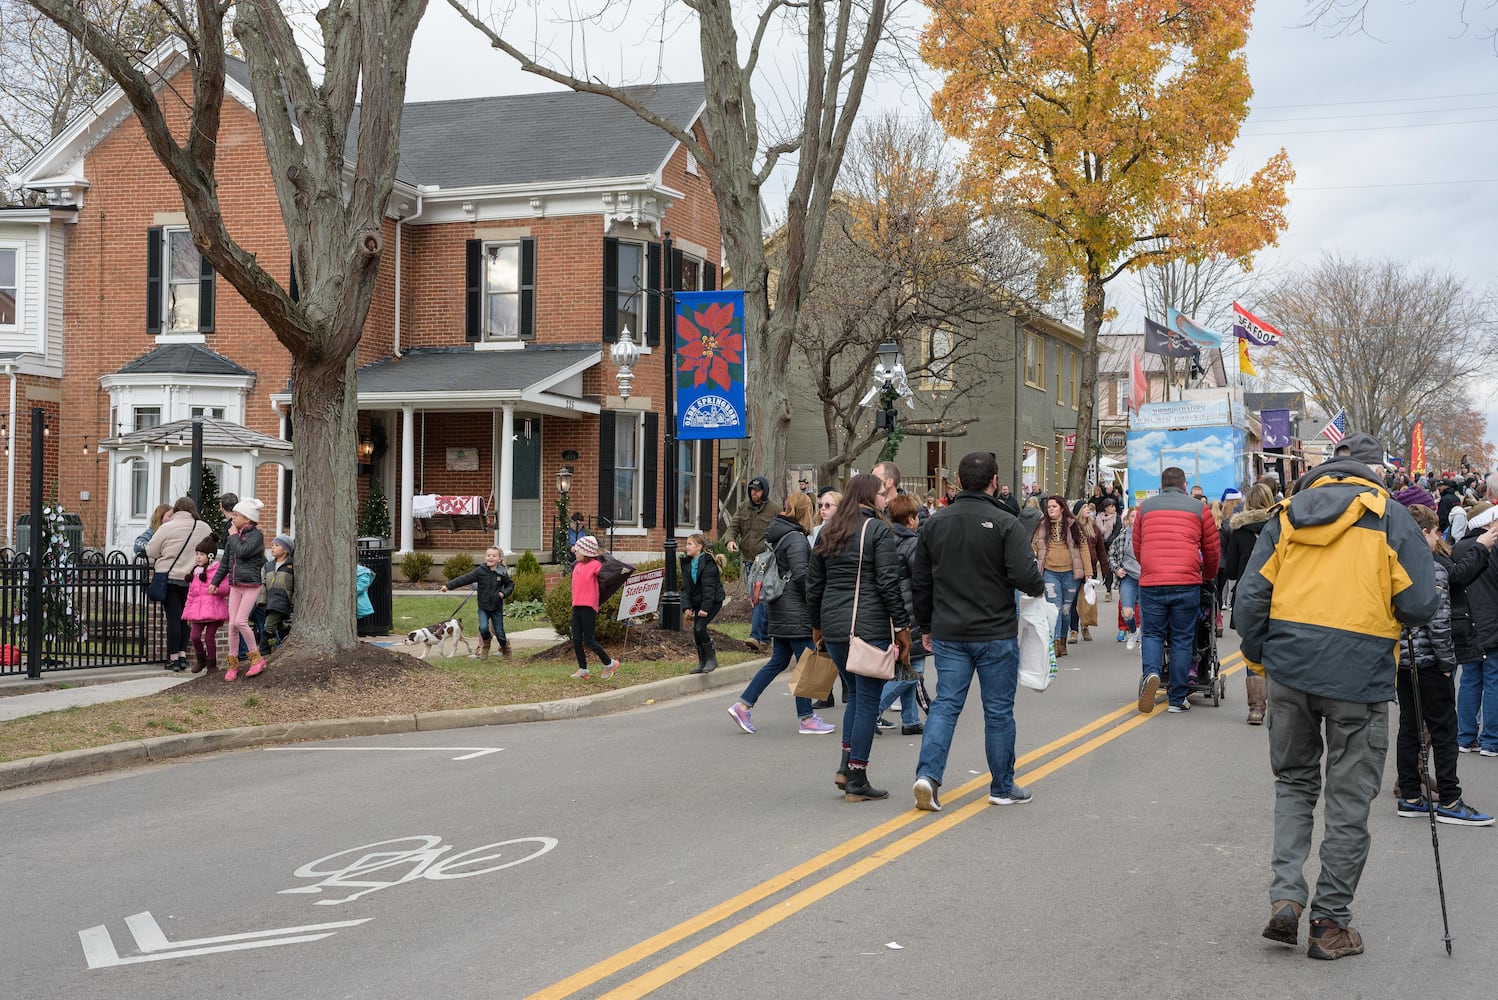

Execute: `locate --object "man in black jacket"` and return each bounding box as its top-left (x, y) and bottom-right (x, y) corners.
top-left (1455, 475), bottom-right (1498, 755)
top-left (910, 451), bottom-right (1045, 812)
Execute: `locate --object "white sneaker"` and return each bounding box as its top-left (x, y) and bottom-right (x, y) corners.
top-left (1126, 630), bottom-right (1138, 651)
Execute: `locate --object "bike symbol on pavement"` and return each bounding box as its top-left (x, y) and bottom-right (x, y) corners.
top-left (279, 835), bottom-right (559, 905)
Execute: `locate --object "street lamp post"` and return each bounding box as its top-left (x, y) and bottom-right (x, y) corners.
top-left (865, 340), bottom-right (909, 459)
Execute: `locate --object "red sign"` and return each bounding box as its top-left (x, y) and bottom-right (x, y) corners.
top-left (1064, 433), bottom-right (1076, 452)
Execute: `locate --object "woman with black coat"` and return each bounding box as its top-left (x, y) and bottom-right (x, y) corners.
top-left (680, 532), bottom-right (726, 674)
top-left (1222, 482), bottom-right (1276, 723)
top-left (727, 494), bottom-right (836, 735)
top-left (807, 474), bottom-right (912, 803)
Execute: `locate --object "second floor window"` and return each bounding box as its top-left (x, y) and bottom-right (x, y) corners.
top-left (603, 236), bottom-right (661, 346)
top-left (484, 242), bottom-right (520, 340)
top-left (1025, 332), bottom-right (1045, 389)
top-left (147, 227), bottom-right (214, 336)
top-left (465, 237), bottom-right (536, 343)
top-left (614, 241), bottom-right (645, 337)
top-left (0, 248), bottom-right (17, 327)
top-left (133, 406), bottom-right (162, 431)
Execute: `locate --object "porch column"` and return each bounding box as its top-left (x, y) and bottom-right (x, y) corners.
top-left (399, 405), bottom-right (415, 554)
top-left (497, 405), bottom-right (515, 557)
top-left (104, 449), bottom-right (119, 552)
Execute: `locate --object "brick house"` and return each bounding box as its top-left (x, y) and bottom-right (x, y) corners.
top-left (14, 44), bottom-right (722, 561)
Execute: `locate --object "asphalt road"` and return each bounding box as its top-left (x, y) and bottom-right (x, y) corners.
top-left (6, 626), bottom-right (1498, 1000)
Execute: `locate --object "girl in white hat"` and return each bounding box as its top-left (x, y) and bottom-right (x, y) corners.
top-left (568, 535), bottom-right (619, 680)
top-left (212, 497), bottom-right (268, 680)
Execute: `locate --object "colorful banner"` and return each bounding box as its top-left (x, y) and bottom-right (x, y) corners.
top-left (1144, 317), bottom-right (1199, 358)
top-left (1165, 307), bottom-right (1227, 350)
top-left (674, 290), bottom-right (747, 440)
top-left (1410, 421), bottom-right (1426, 475)
top-left (1232, 301), bottom-right (1284, 347)
top-left (1238, 337), bottom-right (1258, 377)
top-left (1261, 408), bottom-right (1292, 449)
top-left (1131, 397), bottom-right (1238, 430)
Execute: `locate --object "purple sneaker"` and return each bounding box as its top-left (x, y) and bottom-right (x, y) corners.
top-left (799, 714), bottom-right (836, 735)
top-left (728, 701), bottom-right (755, 734)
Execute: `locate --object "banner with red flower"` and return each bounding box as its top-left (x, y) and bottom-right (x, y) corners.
top-left (674, 290), bottom-right (747, 440)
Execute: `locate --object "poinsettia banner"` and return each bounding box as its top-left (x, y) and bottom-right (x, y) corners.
top-left (674, 290), bottom-right (747, 440)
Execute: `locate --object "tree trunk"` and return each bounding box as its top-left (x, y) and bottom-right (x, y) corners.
top-left (277, 352), bottom-right (360, 654)
top-left (1066, 271), bottom-right (1105, 498)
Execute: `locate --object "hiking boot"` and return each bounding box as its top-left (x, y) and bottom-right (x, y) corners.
top-left (989, 784), bottom-right (1032, 805)
top-left (1396, 797), bottom-right (1431, 818)
top-left (1081, 627), bottom-right (1092, 641)
top-left (913, 776), bottom-right (942, 812)
top-left (728, 702), bottom-right (755, 734)
top-left (1262, 900), bottom-right (1303, 945)
top-left (1138, 673), bottom-right (1161, 714)
top-left (500, 640), bottom-right (512, 658)
top-left (1068, 630), bottom-right (1079, 644)
top-left (744, 638), bottom-right (762, 653)
top-left (798, 714), bottom-right (835, 735)
top-left (1054, 638), bottom-right (1067, 658)
top-left (1246, 674), bottom-right (1267, 725)
top-left (844, 767), bottom-right (889, 802)
top-left (1307, 918), bottom-right (1363, 960)
top-left (1434, 799), bottom-right (1495, 827)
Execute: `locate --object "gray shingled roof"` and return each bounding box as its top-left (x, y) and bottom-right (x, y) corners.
top-left (114, 343), bottom-right (254, 377)
top-left (102, 416), bottom-right (291, 452)
top-left (355, 344), bottom-right (598, 394)
top-left (374, 82), bottom-right (704, 189)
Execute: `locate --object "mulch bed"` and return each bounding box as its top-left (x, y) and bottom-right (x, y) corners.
top-left (526, 627), bottom-right (751, 663)
top-left (168, 639), bottom-right (435, 695)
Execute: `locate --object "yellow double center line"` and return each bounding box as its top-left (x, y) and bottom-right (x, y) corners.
top-left (529, 652), bottom-right (1246, 1000)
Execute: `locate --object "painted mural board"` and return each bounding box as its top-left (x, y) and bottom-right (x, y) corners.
top-left (1126, 425), bottom-right (1249, 500)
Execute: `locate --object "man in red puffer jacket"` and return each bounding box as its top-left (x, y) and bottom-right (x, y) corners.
top-left (1133, 466), bottom-right (1220, 714)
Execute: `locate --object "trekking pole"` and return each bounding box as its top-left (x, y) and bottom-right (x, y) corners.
top-left (1406, 657), bottom-right (1455, 955)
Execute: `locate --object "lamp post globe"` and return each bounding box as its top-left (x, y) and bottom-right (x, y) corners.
top-left (610, 325), bottom-right (641, 399)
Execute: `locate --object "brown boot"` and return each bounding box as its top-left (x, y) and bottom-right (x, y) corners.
top-left (1081, 627), bottom-right (1092, 641)
top-left (191, 650), bottom-right (208, 674)
top-left (1246, 674), bottom-right (1267, 725)
top-left (1307, 918), bottom-right (1363, 960)
top-left (479, 640), bottom-right (490, 660)
top-left (1053, 638), bottom-right (1067, 658)
top-left (500, 639), bottom-right (512, 658)
top-left (204, 658), bottom-right (218, 675)
top-left (1262, 900), bottom-right (1304, 945)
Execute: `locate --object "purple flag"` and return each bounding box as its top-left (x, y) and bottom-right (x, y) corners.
top-left (1261, 408), bottom-right (1292, 449)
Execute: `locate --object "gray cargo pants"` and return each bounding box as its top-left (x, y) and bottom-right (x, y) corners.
top-left (1266, 677), bottom-right (1388, 926)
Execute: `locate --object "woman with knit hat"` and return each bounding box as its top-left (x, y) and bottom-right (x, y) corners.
top-left (568, 535), bottom-right (620, 680)
top-left (212, 497), bottom-right (268, 680)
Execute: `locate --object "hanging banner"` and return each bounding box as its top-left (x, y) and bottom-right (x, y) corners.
top-left (1261, 408), bottom-right (1292, 449)
top-left (1410, 421), bottom-right (1426, 475)
top-left (674, 290), bottom-right (748, 440)
top-left (1165, 307), bottom-right (1227, 350)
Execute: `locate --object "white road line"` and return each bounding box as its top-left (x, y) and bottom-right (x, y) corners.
top-left (80, 911), bottom-right (372, 969)
top-left (270, 746), bottom-right (504, 761)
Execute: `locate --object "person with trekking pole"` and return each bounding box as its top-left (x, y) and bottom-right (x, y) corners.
top-left (1235, 432), bottom-right (1438, 960)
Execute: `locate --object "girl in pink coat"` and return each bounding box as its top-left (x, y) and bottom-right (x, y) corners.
top-left (183, 535), bottom-right (230, 674)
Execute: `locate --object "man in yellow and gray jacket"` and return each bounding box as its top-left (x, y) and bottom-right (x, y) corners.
top-left (1235, 431), bottom-right (1436, 962)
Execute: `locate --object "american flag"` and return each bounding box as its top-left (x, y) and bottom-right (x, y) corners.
top-left (1319, 410), bottom-right (1347, 444)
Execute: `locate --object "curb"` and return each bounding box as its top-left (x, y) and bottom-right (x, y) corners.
top-left (0, 658), bottom-right (767, 792)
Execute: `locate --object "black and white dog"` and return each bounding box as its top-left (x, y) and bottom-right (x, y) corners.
top-left (406, 619), bottom-right (473, 660)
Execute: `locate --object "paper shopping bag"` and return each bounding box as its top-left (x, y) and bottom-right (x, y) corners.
top-left (788, 646), bottom-right (839, 700)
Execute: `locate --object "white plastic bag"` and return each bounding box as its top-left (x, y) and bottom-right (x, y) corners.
top-left (1083, 578), bottom-right (1099, 606)
top-left (1017, 593), bottom-right (1059, 692)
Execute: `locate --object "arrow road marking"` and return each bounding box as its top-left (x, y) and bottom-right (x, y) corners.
top-left (80, 911), bottom-right (371, 969)
top-left (270, 746), bottom-right (505, 761)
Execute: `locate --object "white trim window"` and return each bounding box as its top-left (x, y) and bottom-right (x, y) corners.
top-left (483, 241), bottom-right (521, 340)
top-left (190, 405), bottom-right (225, 419)
top-left (130, 459), bottom-right (151, 517)
top-left (0, 247), bottom-right (18, 328)
top-left (164, 229), bottom-right (202, 334)
top-left (613, 240), bottom-right (646, 336)
top-left (133, 406), bottom-right (162, 431)
top-left (613, 411), bottom-right (641, 524)
top-left (677, 440), bottom-right (697, 526)
top-left (679, 253), bottom-right (703, 293)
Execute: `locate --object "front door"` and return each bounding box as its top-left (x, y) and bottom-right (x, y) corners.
top-left (509, 416), bottom-right (543, 555)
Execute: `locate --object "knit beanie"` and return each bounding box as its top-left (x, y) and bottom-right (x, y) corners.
top-left (272, 534), bottom-right (294, 555)
top-left (231, 498), bottom-right (265, 522)
top-left (195, 533), bottom-right (219, 555)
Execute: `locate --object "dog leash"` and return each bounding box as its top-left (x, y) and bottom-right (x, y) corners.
top-left (448, 593), bottom-right (474, 620)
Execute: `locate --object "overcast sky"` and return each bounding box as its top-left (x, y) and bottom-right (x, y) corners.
top-left (405, 0), bottom-right (1498, 447)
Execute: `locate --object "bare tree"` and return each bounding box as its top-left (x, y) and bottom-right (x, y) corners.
top-left (447, 0), bottom-right (895, 483)
top-left (789, 114), bottom-right (1037, 481)
top-left (1302, 1), bottom-right (1498, 51)
top-left (28, 0), bottom-right (430, 661)
top-left (0, 0), bottom-right (168, 197)
top-left (1266, 254), bottom-right (1497, 451)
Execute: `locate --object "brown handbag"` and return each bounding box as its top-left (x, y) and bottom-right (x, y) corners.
top-left (844, 520), bottom-right (897, 681)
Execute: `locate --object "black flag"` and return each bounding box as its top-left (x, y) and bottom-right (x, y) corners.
top-left (1144, 317), bottom-right (1200, 359)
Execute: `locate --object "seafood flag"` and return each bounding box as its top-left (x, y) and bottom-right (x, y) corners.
top-left (1232, 301), bottom-right (1283, 347)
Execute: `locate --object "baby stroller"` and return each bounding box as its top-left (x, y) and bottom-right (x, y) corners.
top-left (1186, 582), bottom-right (1226, 706)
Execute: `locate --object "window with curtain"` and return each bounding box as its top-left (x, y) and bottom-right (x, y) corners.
top-left (613, 412), bottom-right (640, 523)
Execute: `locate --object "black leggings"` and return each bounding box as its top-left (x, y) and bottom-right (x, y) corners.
top-left (571, 606), bottom-right (612, 671)
top-left (164, 584), bottom-right (190, 659)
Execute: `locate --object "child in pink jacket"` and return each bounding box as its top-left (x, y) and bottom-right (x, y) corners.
top-left (183, 534), bottom-right (230, 674)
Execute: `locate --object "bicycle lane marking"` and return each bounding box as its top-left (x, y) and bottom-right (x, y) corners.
top-left (522, 652), bottom-right (1244, 1000)
top-left (597, 656), bottom-right (1247, 1000)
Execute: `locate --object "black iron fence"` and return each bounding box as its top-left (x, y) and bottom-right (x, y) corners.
top-left (0, 548), bottom-right (165, 676)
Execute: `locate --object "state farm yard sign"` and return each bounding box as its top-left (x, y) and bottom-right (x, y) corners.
top-left (616, 569), bottom-right (665, 621)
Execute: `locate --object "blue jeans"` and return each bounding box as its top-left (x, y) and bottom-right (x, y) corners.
top-left (879, 656), bottom-right (925, 726)
top-left (916, 638), bottom-right (1022, 797)
top-left (477, 607), bottom-right (507, 643)
top-left (825, 639), bottom-right (886, 764)
top-left (1043, 570), bottom-right (1079, 641)
top-left (739, 637), bottom-right (815, 720)
top-left (1457, 652), bottom-right (1498, 751)
top-left (1118, 576), bottom-right (1140, 630)
top-left (1140, 584), bottom-right (1200, 706)
top-left (750, 600), bottom-right (769, 643)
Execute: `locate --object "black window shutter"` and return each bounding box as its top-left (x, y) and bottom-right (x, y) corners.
top-left (519, 237), bottom-right (537, 340)
top-left (704, 262), bottom-right (717, 291)
top-left (597, 410), bottom-right (616, 524)
top-left (641, 412), bottom-right (659, 529)
top-left (698, 440), bottom-right (715, 531)
top-left (289, 252), bottom-right (300, 304)
top-left (146, 227), bottom-right (163, 334)
top-left (645, 241), bottom-right (662, 347)
top-left (602, 237), bottom-right (619, 343)
top-left (671, 248), bottom-right (684, 291)
top-left (198, 253), bottom-right (215, 332)
top-left (464, 239), bottom-right (483, 342)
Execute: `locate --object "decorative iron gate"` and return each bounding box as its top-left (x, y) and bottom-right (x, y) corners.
top-left (0, 548), bottom-right (165, 676)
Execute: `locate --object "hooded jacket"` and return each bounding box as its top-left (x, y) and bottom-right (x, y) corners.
top-left (1222, 506), bottom-right (1275, 583)
top-left (913, 490), bottom-right (1044, 642)
top-left (446, 562), bottom-right (515, 611)
top-left (724, 475), bottom-right (776, 560)
top-left (807, 507), bottom-right (910, 642)
top-left (764, 513), bottom-right (812, 638)
top-left (1235, 458), bottom-right (1438, 703)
